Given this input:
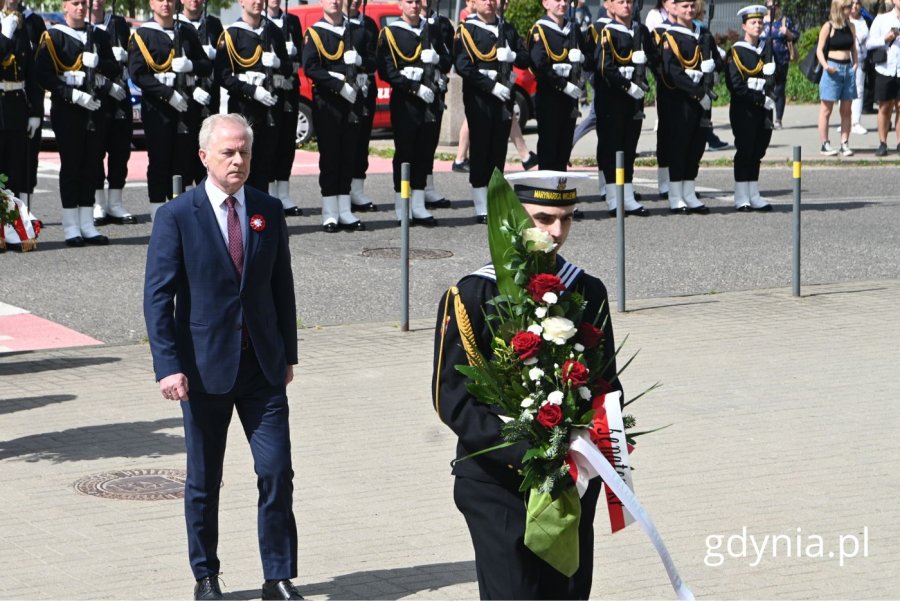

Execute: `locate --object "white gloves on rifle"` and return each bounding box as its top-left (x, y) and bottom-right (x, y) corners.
top-left (109, 82), bottom-right (127, 101)
top-left (567, 48), bottom-right (584, 63)
top-left (421, 48), bottom-right (439, 65)
top-left (168, 90), bottom-right (189, 112)
top-left (82, 52), bottom-right (99, 69)
top-left (496, 45), bottom-right (516, 63)
top-left (416, 83), bottom-right (435, 103)
top-left (552, 63), bottom-right (572, 77)
top-left (698, 94), bottom-right (712, 111)
top-left (762, 62), bottom-right (776, 76)
top-left (253, 86), bottom-right (277, 106)
top-left (1, 13), bottom-right (18, 39)
top-left (700, 58), bottom-right (716, 73)
top-left (632, 50), bottom-right (647, 65)
top-left (478, 68), bottom-right (498, 81)
top-left (261, 52), bottom-right (280, 69)
top-left (618, 65), bottom-right (635, 80)
top-left (193, 87), bottom-right (212, 105)
top-left (172, 56), bottom-right (193, 73)
top-left (562, 81), bottom-right (581, 99)
top-left (286, 41), bottom-right (297, 57)
top-left (627, 82), bottom-right (645, 100)
top-left (400, 66), bottom-right (423, 81)
top-left (340, 82), bottom-right (357, 103)
top-left (684, 69), bottom-right (702, 84)
top-left (343, 49), bottom-right (361, 66)
top-left (764, 96), bottom-right (776, 111)
top-left (203, 44), bottom-right (216, 60)
top-left (746, 77), bottom-right (765, 91)
top-left (112, 46), bottom-right (128, 63)
top-left (72, 89), bottom-right (101, 111)
top-left (27, 117), bottom-right (41, 138)
top-left (491, 82), bottom-right (511, 101)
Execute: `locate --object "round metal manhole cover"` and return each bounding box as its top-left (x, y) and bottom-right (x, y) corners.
top-left (74, 468), bottom-right (192, 501)
top-left (362, 247), bottom-right (453, 260)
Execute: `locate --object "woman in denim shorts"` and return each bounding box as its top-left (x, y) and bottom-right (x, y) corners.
top-left (817, 0), bottom-right (859, 156)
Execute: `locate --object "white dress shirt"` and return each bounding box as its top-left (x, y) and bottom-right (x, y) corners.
top-left (205, 179), bottom-right (247, 249)
top-left (866, 11), bottom-right (900, 77)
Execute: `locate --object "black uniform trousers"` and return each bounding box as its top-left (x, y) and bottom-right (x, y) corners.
top-left (274, 96), bottom-right (300, 182)
top-left (97, 104), bottom-right (133, 190)
top-left (536, 89), bottom-right (577, 171)
top-left (655, 86), bottom-right (671, 170)
top-left (52, 102), bottom-right (108, 209)
top-left (424, 95), bottom-right (444, 179)
top-left (596, 92), bottom-right (642, 184)
top-left (180, 344), bottom-right (297, 581)
top-left (455, 476), bottom-right (602, 600)
top-left (230, 98), bottom-right (280, 192)
top-left (661, 91), bottom-right (707, 182)
top-left (312, 93), bottom-right (358, 197)
top-left (353, 83), bottom-right (377, 180)
top-left (143, 98), bottom-right (202, 204)
top-left (730, 101), bottom-right (772, 182)
top-left (391, 97), bottom-right (438, 192)
top-left (464, 90), bottom-right (512, 188)
top-left (0, 91), bottom-right (29, 196)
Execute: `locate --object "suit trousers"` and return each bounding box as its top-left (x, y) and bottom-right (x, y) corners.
top-left (454, 476), bottom-right (601, 600)
top-left (180, 345), bottom-right (298, 581)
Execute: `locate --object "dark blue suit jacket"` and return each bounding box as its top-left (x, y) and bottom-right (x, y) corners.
top-left (143, 181), bottom-right (298, 395)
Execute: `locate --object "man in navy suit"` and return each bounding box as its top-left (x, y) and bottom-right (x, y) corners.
top-left (144, 113), bottom-right (302, 601)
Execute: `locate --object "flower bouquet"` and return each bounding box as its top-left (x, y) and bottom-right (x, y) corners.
top-left (0, 173), bottom-right (40, 252)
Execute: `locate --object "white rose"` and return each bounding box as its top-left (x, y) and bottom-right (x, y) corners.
top-left (535, 307), bottom-right (547, 319)
top-left (522, 412), bottom-right (534, 422)
top-left (522, 227), bottom-right (556, 253)
top-left (578, 386), bottom-right (591, 400)
top-left (541, 316), bottom-right (577, 345)
top-left (547, 390), bottom-right (564, 405)
top-left (573, 343), bottom-right (585, 352)
top-left (523, 357), bottom-right (538, 366)
top-left (527, 324), bottom-right (543, 336)
top-left (542, 292), bottom-right (558, 305)
top-left (521, 397), bottom-right (535, 408)
top-left (528, 367), bottom-right (545, 381)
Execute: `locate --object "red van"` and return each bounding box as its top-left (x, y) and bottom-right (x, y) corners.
top-left (288, 2), bottom-right (537, 144)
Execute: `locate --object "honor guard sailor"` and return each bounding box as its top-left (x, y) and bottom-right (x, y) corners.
top-left (216, 0), bottom-right (291, 194)
top-left (432, 171), bottom-right (621, 599)
top-left (726, 5), bottom-right (775, 211)
top-left (453, 0), bottom-right (529, 223)
top-left (90, 0), bottom-right (135, 226)
top-left (36, 0), bottom-right (119, 246)
top-left (420, 0), bottom-right (453, 210)
top-left (377, 0), bottom-right (451, 226)
top-left (347, 0), bottom-right (380, 213)
top-left (301, 0), bottom-right (373, 232)
top-left (180, 0), bottom-right (223, 114)
top-left (129, 0), bottom-right (212, 222)
top-left (595, 0), bottom-right (655, 215)
top-left (265, 0), bottom-right (304, 216)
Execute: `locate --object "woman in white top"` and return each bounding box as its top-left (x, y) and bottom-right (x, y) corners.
top-left (849, 0), bottom-right (869, 134)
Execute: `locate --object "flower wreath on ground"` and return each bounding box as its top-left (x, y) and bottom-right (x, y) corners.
top-left (0, 174), bottom-right (40, 252)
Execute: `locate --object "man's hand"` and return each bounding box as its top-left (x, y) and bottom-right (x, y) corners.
top-left (159, 373), bottom-right (190, 401)
top-left (285, 365), bottom-right (294, 386)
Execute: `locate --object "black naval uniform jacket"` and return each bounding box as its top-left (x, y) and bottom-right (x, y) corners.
top-left (595, 20), bottom-right (656, 113)
top-left (180, 13), bottom-right (224, 110)
top-left (454, 15), bottom-right (529, 114)
top-left (726, 40), bottom-right (773, 114)
top-left (726, 39), bottom-right (775, 181)
top-left (93, 13), bottom-right (132, 123)
top-left (0, 18), bottom-right (42, 132)
top-left (528, 16), bottom-right (590, 112)
top-left (268, 9), bottom-right (302, 109)
top-left (658, 23), bottom-right (723, 109)
top-left (301, 17), bottom-right (374, 107)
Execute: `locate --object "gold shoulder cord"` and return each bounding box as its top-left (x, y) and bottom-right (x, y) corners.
top-left (224, 29), bottom-right (263, 72)
top-left (383, 25), bottom-right (421, 69)
top-left (535, 22), bottom-right (568, 62)
top-left (603, 27), bottom-right (633, 64)
top-left (38, 30), bottom-right (82, 73)
top-left (433, 286), bottom-right (485, 420)
top-left (133, 31), bottom-right (174, 73)
top-left (590, 23), bottom-right (599, 44)
top-left (731, 46), bottom-right (762, 78)
top-left (664, 30), bottom-right (699, 69)
top-left (459, 23), bottom-right (497, 63)
top-left (306, 26), bottom-right (344, 62)
top-left (1, 53), bottom-right (15, 74)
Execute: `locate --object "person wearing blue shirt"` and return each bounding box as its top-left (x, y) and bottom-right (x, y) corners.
top-left (760, 0), bottom-right (800, 128)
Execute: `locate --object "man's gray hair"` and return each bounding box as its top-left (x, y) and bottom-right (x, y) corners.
top-left (198, 113), bottom-right (254, 150)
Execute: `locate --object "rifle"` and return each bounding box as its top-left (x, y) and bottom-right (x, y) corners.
top-left (172, 0), bottom-right (190, 134)
top-left (495, 0), bottom-right (512, 121)
top-left (260, 10), bottom-right (277, 125)
top-left (109, 0), bottom-right (126, 120)
top-left (698, 0), bottom-right (716, 128)
top-left (631, 0), bottom-right (647, 120)
top-left (84, 15), bottom-right (97, 131)
top-left (567, 0), bottom-right (583, 119)
top-left (277, 1), bottom-right (294, 114)
top-left (199, 0), bottom-right (212, 118)
top-left (762, 34), bottom-right (775, 128)
top-left (343, 0), bottom-right (361, 124)
top-left (420, 0), bottom-right (439, 123)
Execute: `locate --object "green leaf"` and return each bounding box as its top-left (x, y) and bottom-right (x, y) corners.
top-left (487, 169), bottom-right (531, 302)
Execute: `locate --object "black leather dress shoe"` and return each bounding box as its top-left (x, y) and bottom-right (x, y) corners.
top-left (411, 216), bottom-right (438, 227)
top-left (474, 215), bottom-right (488, 224)
top-left (659, 191), bottom-right (669, 200)
top-left (669, 207), bottom-right (689, 215)
top-left (736, 205), bottom-right (753, 212)
top-left (424, 198), bottom-right (451, 209)
top-left (323, 222), bottom-right (339, 233)
top-left (262, 579), bottom-right (304, 600)
top-left (65, 236), bottom-right (85, 247)
top-left (339, 220), bottom-right (366, 231)
top-left (351, 202), bottom-right (377, 212)
top-left (686, 205), bottom-right (710, 215)
top-left (522, 151), bottom-right (539, 171)
top-left (194, 576), bottom-right (223, 600)
top-left (84, 234), bottom-right (110, 245)
top-left (284, 206), bottom-right (304, 217)
top-left (108, 214), bottom-right (138, 225)
top-left (573, 208), bottom-right (584, 220)
top-left (609, 207), bottom-right (651, 217)
top-left (93, 215), bottom-right (110, 227)
top-left (752, 204), bottom-right (773, 213)
top-left (633, 191), bottom-right (643, 201)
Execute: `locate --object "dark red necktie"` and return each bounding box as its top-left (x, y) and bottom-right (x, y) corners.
top-left (225, 196), bottom-right (243, 277)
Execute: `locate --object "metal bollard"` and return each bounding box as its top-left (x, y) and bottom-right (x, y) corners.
top-left (400, 162), bottom-right (410, 331)
top-left (172, 175), bottom-right (183, 197)
top-left (792, 146), bottom-right (801, 297)
top-left (615, 151), bottom-right (626, 313)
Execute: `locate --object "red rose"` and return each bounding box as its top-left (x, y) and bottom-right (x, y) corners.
top-left (536, 403), bottom-right (563, 428)
top-left (577, 322), bottom-right (604, 348)
top-left (511, 331), bottom-right (542, 359)
top-left (527, 273), bottom-right (565, 303)
top-left (562, 360), bottom-right (590, 388)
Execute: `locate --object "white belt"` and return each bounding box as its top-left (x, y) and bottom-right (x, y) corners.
top-left (0, 81), bottom-right (25, 92)
top-left (154, 72), bottom-right (175, 87)
top-left (238, 71), bottom-right (266, 86)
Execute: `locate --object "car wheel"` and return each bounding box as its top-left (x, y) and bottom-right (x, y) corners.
top-left (296, 102), bottom-right (314, 145)
top-left (514, 89), bottom-right (531, 127)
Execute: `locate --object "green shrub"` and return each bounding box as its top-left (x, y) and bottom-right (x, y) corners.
top-left (786, 26), bottom-right (821, 103)
top-left (505, 0), bottom-right (545, 39)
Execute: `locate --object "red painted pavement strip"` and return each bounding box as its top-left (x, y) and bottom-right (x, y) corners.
top-left (0, 313), bottom-right (103, 353)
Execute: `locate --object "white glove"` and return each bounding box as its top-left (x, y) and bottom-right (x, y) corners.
top-left (421, 48), bottom-right (439, 65)
top-left (343, 49), bottom-right (361, 66)
top-left (700, 58), bottom-right (716, 73)
top-left (626, 82), bottom-right (645, 99)
top-left (698, 94), bottom-right (712, 111)
top-left (168, 90), bottom-right (189, 112)
top-left (252, 86), bottom-right (277, 106)
top-left (552, 63), bottom-right (572, 77)
top-left (112, 46), bottom-right (128, 63)
top-left (764, 96), bottom-right (776, 111)
top-left (400, 66), bottom-right (423, 82)
top-left (562, 81), bottom-right (581, 99)
top-left (286, 41), bottom-right (297, 57)
top-left (82, 52), bottom-right (99, 69)
top-left (109, 82), bottom-right (127, 100)
top-left (478, 68), bottom-right (498, 81)
top-left (27, 117), bottom-right (41, 138)
top-left (95, 73), bottom-right (108, 87)
top-left (1, 13), bottom-right (18, 38)
top-left (172, 56), bottom-right (193, 73)
top-left (567, 48), bottom-right (584, 63)
top-left (72, 89), bottom-right (101, 111)
top-left (685, 68), bottom-right (702, 84)
top-left (618, 65), bottom-right (635, 80)
top-left (631, 50), bottom-right (647, 65)
top-left (261, 52), bottom-right (280, 69)
top-left (496, 46), bottom-right (516, 63)
top-left (491, 82), bottom-right (511, 101)
top-left (193, 86), bottom-right (212, 105)
top-left (746, 77), bottom-right (764, 91)
top-left (203, 44), bottom-right (216, 60)
top-left (762, 62), bottom-right (776, 76)
top-left (508, 70), bottom-right (518, 85)
top-left (340, 82), bottom-right (358, 104)
top-left (63, 70), bottom-right (86, 86)
top-left (718, 46), bottom-right (726, 59)
top-left (416, 84), bottom-right (435, 103)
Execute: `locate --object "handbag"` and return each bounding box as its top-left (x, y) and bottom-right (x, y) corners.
top-left (800, 23), bottom-right (831, 84)
top-left (787, 39), bottom-right (799, 62)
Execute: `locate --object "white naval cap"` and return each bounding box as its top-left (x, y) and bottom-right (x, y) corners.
top-left (504, 171), bottom-right (591, 207)
top-left (737, 5), bottom-right (769, 22)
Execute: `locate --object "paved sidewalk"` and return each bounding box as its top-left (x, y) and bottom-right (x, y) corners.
top-left (1, 279), bottom-right (897, 599)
